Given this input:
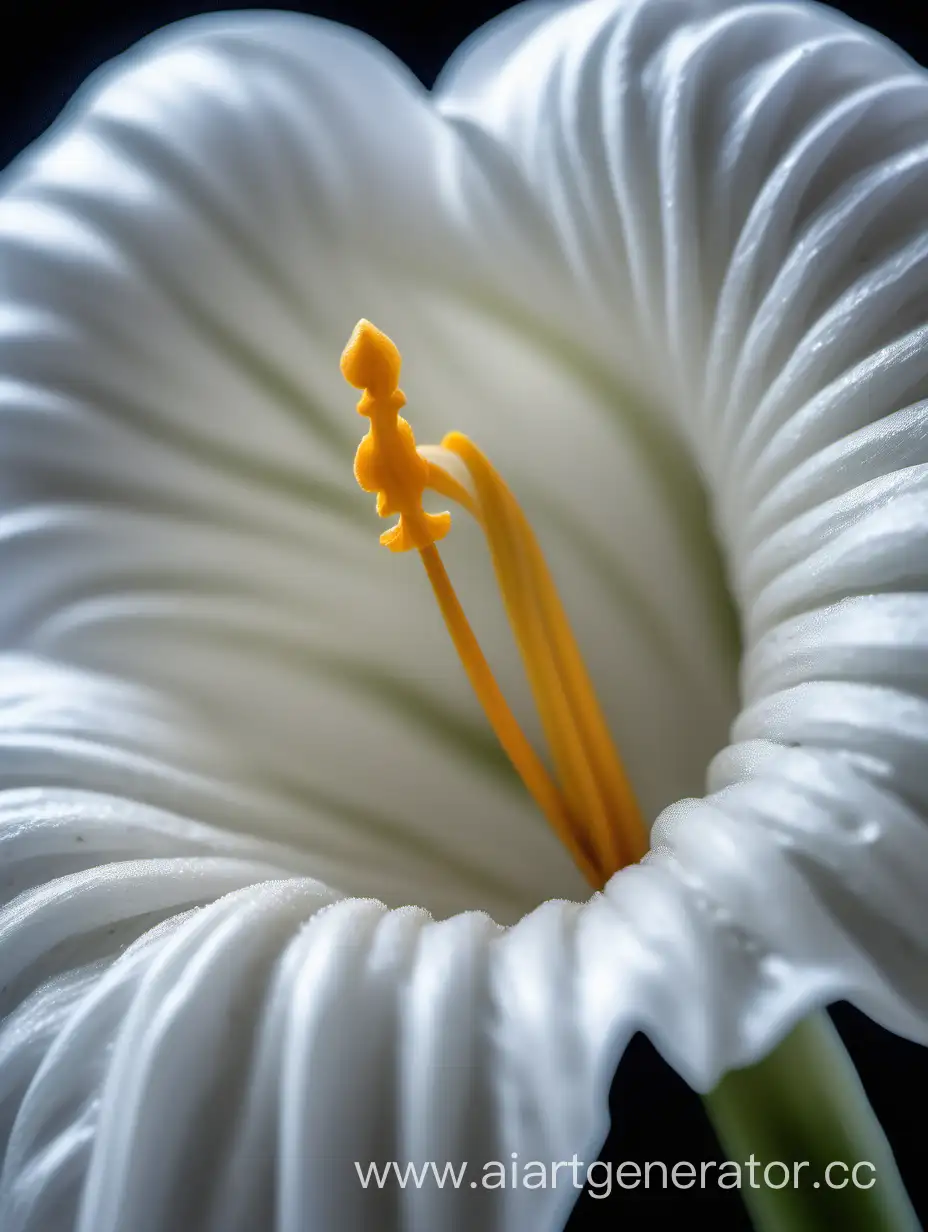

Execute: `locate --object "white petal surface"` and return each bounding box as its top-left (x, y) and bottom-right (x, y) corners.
top-left (440, 0), bottom-right (928, 1107)
top-left (1, 2), bottom-right (928, 1230)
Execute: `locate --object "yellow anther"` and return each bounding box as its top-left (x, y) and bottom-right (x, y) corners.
top-left (341, 319), bottom-right (451, 553)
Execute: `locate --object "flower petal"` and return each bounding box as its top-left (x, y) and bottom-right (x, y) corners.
top-left (439, 0), bottom-right (928, 1048)
top-left (0, 12), bottom-right (607, 919)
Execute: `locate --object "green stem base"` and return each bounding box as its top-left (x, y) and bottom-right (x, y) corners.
top-left (702, 1011), bottom-right (918, 1232)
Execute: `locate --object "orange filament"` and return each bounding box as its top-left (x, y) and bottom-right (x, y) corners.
top-left (443, 433), bottom-right (649, 873)
top-left (340, 319), bottom-right (649, 889)
top-left (417, 542), bottom-right (601, 885)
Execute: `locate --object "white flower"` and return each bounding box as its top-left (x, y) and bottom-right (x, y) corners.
top-left (0, 0), bottom-right (926, 1228)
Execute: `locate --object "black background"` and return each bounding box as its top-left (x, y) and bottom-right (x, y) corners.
top-left (1, 2), bottom-right (927, 1228)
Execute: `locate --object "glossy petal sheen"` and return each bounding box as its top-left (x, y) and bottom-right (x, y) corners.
top-left (1, 2), bottom-right (928, 1229)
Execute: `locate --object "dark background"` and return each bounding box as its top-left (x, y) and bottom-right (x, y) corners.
top-left (1, 1), bottom-right (927, 1228)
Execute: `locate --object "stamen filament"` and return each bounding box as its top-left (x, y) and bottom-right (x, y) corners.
top-left (418, 542), bottom-right (601, 886)
top-left (444, 433), bottom-right (649, 869)
top-left (449, 444), bottom-right (624, 876)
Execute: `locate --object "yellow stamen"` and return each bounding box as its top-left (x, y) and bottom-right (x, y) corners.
top-left (418, 542), bottom-right (602, 886)
top-left (443, 433), bottom-right (649, 871)
top-left (340, 319), bottom-right (648, 888)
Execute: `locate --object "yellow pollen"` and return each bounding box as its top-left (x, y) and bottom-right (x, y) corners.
top-left (340, 319), bottom-right (649, 889)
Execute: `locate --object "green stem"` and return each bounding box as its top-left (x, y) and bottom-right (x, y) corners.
top-left (702, 1010), bottom-right (919, 1232)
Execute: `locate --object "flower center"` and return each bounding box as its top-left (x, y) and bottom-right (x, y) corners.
top-left (341, 319), bottom-right (649, 890)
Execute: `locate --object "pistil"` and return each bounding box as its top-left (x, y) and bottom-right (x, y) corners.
top-left (341, 318), bottom-right (648, 888)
